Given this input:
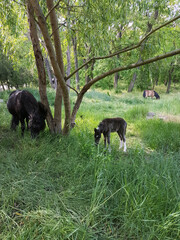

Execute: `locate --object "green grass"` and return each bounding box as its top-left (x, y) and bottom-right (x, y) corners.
top-left (0, 86), bottom-right (180, 239)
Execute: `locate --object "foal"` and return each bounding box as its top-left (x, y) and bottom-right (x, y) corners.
top-left (94, 118), bottom-right (127, 152)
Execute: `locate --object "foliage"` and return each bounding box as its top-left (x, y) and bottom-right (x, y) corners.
top-left (0, 1), bottom-right (37, 88)
top-left (0, 44), bottom-right (33, 88)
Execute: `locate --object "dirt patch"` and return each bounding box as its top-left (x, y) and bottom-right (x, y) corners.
top-left (147, 112), bottom-right (180, 123)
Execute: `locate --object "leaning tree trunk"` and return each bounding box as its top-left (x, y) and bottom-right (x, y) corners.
top-left (27, 0), bottom-right (55, 132)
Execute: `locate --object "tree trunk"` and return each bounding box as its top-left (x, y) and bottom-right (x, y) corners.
top-left (128, 72), bottom-right (137, 92)
top-left (114, 72), bottom-right (119, 89)
top-left (66, 45), bottom-right (71, 92)
top-left (1, 82), bottom-right (5, 91)
top-left (45, 57), bottom-right (57, 89)
top-left (83, 59), bottom-right (91, 84)
top-left (27, 0), bottom-right (55, 132)
top-left (72, 36), bottom-right (80, 90)
top-left (166, 64), bottom-right (174, 93)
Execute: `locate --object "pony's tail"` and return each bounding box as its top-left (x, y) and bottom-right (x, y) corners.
top-left (143, 90), bottom-right (146, 98)
top-left (154, 91), bottom-right (160, 99)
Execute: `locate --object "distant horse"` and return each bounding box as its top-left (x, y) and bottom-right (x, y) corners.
top-left (94, 118), bottom-right (127, 152)
top-left (7, 90), bottom-right (47, 138)
top-left (143, 90), bottom-right (160, 99)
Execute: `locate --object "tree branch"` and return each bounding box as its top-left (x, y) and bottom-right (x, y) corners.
top-left (88, 49), bottom-right (180, 88)
top-left (66, 14), bottom-right (180, 81)
top-left (66, 84), bottom-right (79, 95)
top-left (71, 48), bottom-right (180, 123)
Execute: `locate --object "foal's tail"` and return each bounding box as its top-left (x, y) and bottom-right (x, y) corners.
top-left (154, 91), bottom-right (160, 99)
top-left (123, 121), bottom-right (127, 135)
top-left (143, 90), bottom-right (146, 98)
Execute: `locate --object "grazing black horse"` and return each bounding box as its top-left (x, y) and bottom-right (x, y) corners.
top-left (143, 90), bottom-right (160, 99)
top-left (94, 118), bottom-right (127, 152)
top-left (7, 90), bottom-right (47, 138)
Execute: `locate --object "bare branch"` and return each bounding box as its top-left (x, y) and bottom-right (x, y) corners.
top-left (66, 14), bottom-right (180, 81)
top-left (66, 84), bottom-right (79, 95)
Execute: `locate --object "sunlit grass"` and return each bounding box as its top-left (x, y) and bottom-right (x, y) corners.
top-left (0, 86), bottom-right (180, 239)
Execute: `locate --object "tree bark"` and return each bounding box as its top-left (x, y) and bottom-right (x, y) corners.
top-left (45, 57), bottom-right (57, 89)
top-left (166, 63), bottom-right (174, 93)
top-left (30, 0), bottom-right (71, 135)
top-left (66, 44), bottom-right (71, 92)
top-left (114, 72), bottom-right (119, 89)
top-left (27, 0), bottom-right (55, 132)
top-left (72, 35), bottom-right (80, 90)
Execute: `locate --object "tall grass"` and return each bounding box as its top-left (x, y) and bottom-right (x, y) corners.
top-left (0, 86), bottom-right (180, 239)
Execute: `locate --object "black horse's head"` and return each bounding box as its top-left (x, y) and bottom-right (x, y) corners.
top-left (28, 102), bottom-right (47, 138)
top-left (154, 91), bottom-right (160, 99)
top-left (94, 128), bottom-right (101, 146)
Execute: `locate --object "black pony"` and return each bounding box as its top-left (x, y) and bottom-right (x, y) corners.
top-left (94, 118), bottom-right (127, 152)
top-left (143, 90), bottom-right (160, 99)
top-left (7, 90), bottom-right (47, 138)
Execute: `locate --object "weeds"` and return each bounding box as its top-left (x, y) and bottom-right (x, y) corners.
top-left (0, 87), bottom-right (180, 239)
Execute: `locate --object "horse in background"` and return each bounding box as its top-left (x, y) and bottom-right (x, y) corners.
top-left (7, 90), bottom-right (47, 138)
top-left (143, 90), bottom-right (160, 99)
top-left (94, 118), bottom-right (127, 152)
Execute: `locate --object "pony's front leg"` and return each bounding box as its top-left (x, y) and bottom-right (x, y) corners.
top-left (107, 132), bottom-right (111, 152)
top-left (103, 133), bottom-right (107, 147)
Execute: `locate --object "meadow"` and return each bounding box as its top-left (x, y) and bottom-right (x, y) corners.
top-left (0, 85), bottom-right (180, 240)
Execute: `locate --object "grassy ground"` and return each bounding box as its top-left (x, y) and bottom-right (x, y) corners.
top-left (0, 85), bottom-right (180, 240)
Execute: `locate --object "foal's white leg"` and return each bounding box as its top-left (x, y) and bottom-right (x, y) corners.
top-left (123, 141), bottom-right (127, 152)
top-left (119, 140), bottom-right (123, 149)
